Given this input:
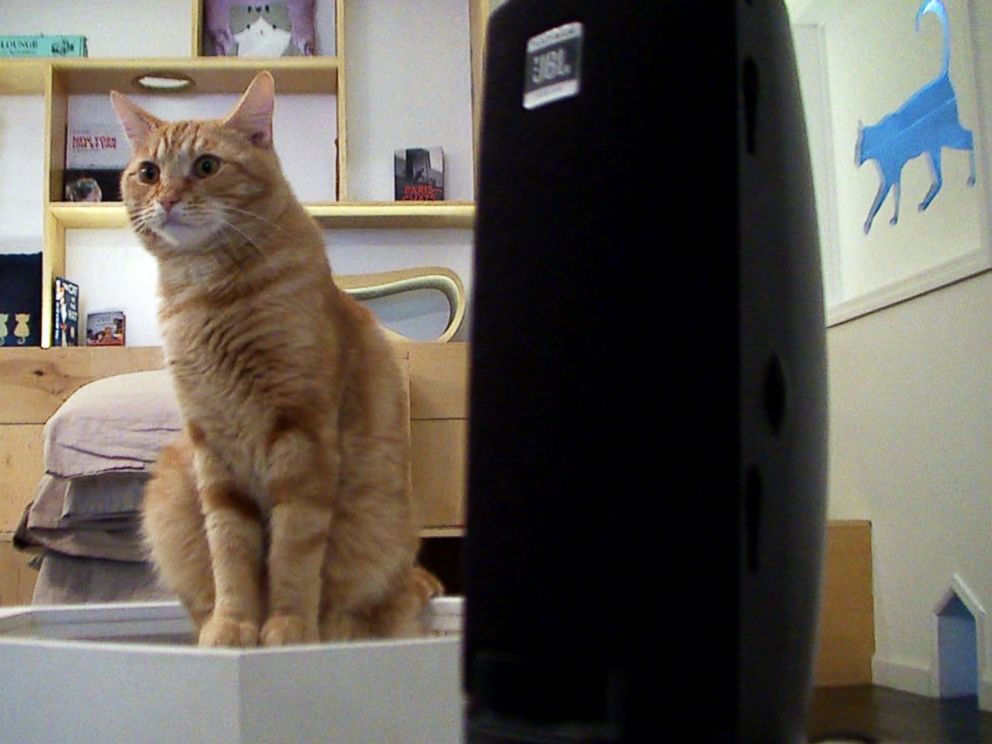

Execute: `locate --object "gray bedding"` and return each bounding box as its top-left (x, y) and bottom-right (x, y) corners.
top-left (14, 370), bottom-right (182, 605)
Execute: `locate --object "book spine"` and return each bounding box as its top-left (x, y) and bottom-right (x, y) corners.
top-left (52, 286), bottom-right (61, 347)
top-left (0, 36), bottom-right (87, 58)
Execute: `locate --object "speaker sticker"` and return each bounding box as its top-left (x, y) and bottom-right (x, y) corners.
top-left (523, 21), bottom-right (583, 110)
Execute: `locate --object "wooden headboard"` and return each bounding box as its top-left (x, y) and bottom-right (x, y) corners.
top-left (0, 342), bottom-right (468, 537)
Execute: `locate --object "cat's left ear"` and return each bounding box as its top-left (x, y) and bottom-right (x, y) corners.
top-left (110, 91), bottom-right (162, 152)
top-left (224, 71), bottom-right (275, 149)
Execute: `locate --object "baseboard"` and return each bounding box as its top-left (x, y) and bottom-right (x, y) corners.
top-left (873, 656), bottom-right (992, 713)
top-left (871, 656), bottom-right (932, 697)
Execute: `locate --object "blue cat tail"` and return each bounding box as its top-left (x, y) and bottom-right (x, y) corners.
top-left (916, 0), bottom-right (950, 76)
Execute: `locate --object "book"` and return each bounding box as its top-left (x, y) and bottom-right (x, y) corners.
top-left (53, 277), bottom-right (80, 347)
top-left (0, 35), bottom-right (87, 58)
top-left (64, 117), bottom-right (129, 202)
top-left (86, 311), bottom-right (126, 346)
top-left (0, 253), bottom-right (42, 347)
top-left (394, 147), bottom-right (445, 201)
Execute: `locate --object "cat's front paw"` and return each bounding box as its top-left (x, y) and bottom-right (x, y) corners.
top-left (261, 614), bottom-right (318, 646)
top-left (199, 615), bottom-right (259, 648)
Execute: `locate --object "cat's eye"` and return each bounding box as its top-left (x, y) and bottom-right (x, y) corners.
top-left (137, 162), bottom-right (160, 185)
top-left (193, 155), bottom-right (221, 179)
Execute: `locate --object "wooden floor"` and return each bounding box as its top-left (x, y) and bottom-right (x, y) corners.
top-left (809, 686), bottom-right (992, 743)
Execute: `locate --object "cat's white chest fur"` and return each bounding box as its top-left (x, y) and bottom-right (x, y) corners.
top-left (236, 19), bottom-right (291, 57)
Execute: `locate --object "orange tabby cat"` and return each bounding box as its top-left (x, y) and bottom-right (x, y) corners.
top-left (110, 72), bottom-right (440, 647)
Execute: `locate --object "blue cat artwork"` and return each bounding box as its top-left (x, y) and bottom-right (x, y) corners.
top-left (856, 0), bottom-right (977, 234)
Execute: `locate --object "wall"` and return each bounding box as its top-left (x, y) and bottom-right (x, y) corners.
top-left (790, 0), bottom-right (992, 707)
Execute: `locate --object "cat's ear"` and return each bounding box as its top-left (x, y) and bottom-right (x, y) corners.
top-left (224, 71), bottom-right (275, 149)
top-left (109, 91), bottom-right (161, 152)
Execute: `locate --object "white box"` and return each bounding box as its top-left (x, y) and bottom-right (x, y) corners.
top-left (0, 598), bottom-right (464, 744)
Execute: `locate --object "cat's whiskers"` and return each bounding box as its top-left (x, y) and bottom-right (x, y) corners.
top-left (213, 215), bottom-right (269, 265)
top-left (128, 205), bottom-right (155, 236)
top-left (218, 204), bottom-right (287, 234)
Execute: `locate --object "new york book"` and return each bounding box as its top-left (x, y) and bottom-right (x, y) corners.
top-left (64, 117), bottom-right (129, 202)
top-left (86, 310), bottom-right (126, 346)
top-left (53, 276), bottom-right (79, 347)
top-left (394, 147), bottom-right (445, 201)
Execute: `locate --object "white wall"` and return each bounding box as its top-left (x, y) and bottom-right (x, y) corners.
top-left (0, 0), bottom-right (475, 343)
top-left (0, 0), bottom-right (192, 57)
top-left (344, 1), bottom-right (474, 202)
top-left (0, 96), bottom-right (45, 255)
top-left (790, 0), bottom-right (992, 708)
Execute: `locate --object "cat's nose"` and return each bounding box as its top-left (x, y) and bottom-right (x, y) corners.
top-left (160, 196), bottom-right (181, 213)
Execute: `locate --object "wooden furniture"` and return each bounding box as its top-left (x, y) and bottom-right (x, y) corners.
top-left (0, 342), bottom-right (469, 602)
top-left (0, 342), bottom-right (470, 532)
top-left (0, 0), bottom-right (488, 344)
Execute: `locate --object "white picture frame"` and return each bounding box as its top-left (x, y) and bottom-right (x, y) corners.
top-left (793, 0), bottom-right (991, 326)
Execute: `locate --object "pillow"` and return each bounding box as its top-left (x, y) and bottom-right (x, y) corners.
top-left (30, 473), bottom-right (149, 525)
top-left (44, 369), bottom-right (182, 478)
top-left (15, 474), bottom-right (150, 562)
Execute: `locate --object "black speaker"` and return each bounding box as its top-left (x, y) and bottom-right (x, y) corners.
top-left (464, 1), bottom-right (827, 742)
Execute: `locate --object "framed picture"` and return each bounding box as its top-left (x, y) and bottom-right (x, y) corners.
top-left (794, 0), bottom-right (989, 325)
top-left (203, 0), bottom-right (317, 57)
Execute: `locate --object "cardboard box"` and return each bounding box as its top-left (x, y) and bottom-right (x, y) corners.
top-left (0, 599), bottom-right (463, 743)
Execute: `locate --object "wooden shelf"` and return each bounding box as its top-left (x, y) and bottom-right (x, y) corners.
top-left (308, 201), bottom-right (476, 229)
top-left (50, 201), bottom-right (476, 230)
top-left (49, 203), bottom-right (128, 229)
top-left (0, 57), bottom-right (340, 96)
top-left (0, 60), bottom-right (47, 94)
top-left (50, 57), bottom-right (340, 95)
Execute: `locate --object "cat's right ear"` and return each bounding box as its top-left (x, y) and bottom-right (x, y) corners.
top-left (110, 91), bottom-right (162, 152)
top-left (224, 71), bottom-right (275, 149)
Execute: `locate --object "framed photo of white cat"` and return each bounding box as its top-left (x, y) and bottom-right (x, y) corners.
top-left (793, 0), bottom-right (990, 326)
top-left (202, 0), bottom-right (334, 58)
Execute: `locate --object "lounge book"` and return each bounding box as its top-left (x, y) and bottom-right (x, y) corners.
top-left (0, 35), bottom-right (87, 58)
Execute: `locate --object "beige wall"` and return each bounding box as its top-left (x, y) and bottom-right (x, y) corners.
top-left (826, 272), bottom-right (992, 704)
top-left (791, 0), bottom-right (992, 708)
